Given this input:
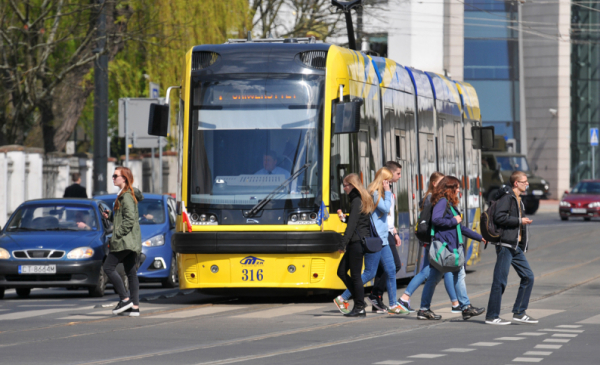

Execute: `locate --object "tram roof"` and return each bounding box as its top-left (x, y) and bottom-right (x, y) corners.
top-left (426, 72), bottom-right (462, 118)
top-left (404, 68), bottom-right (434, 99)
top-left (454, 80), bottom-right (481, 121)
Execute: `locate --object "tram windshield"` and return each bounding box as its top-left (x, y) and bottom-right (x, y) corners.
top-left (189, 74), bottom-right (323, 209)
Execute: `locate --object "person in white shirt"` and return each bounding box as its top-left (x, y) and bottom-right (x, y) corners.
top-left (366, 161), bottom-right (403, 313)
top-left (254, 150), bottom-right (290, 179)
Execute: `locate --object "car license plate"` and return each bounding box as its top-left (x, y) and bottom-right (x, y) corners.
top-left (532, 190), bottom-right (543, 196)
top-left (571, 208), bottom-right (587, 214)
top-left (18, 265), bottom-right (56, 274)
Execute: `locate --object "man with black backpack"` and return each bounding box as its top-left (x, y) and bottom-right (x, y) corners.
top-left (485, 171), bottom-right (536, 325)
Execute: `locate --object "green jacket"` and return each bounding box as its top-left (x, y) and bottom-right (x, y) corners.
top-left (109, 188), bottom-right (143, 254)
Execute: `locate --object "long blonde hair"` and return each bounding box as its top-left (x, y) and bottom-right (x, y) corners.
top-left (344, 173), bottom-right (375, 215)
top-left (368, 167), bottom-right (393, 208)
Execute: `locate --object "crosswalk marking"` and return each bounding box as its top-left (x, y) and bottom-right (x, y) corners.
top-left (231, 305), bottom-right (324, 319)
top-left (512, 357), bottom-right (543, 363)
top-left (524, 351), bottom-right (552, 356)
top-left (577, 313), bottom-right (600, 324)
top-left (551, 333), bottom-right (577, 338)
top-left (543, 339), bottom-right (570, 343)
top-left (0, 306), bottom-right (93, 320)
top-left (373, 361), bottom-right (413, 365)
top-left (470, 342), bottom-right (502, 347)
top-left (495, 337), bottom-right (525, 341)
top-left (539, 329), bottom-right (583, 333)
top-left (58, 306), bottom-right (169, 320)
top-left (150, 306), bottom-right (246, 319)
top-left (443, 348), bottom-right (476, 352)
top-left (407, 354), bottom-right (445, 359)
top-left (518, 332), bottom-right (546, 336)
top-left (500, 309), bottom-right (564, 322)
top-left (556, 325), bottom-right (581, 328)
top-left (535, 344), bottom-right (562, 349)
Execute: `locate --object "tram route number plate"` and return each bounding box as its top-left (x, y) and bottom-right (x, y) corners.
top-left (571, 208), bottom-right (587, 214)
top-left (18, 265), bottom-right (56, 274)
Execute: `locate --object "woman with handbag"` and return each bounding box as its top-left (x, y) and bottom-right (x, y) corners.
top-left (334, 173), bottom-right (374, 317)
top-left (334, 168), bottom-right (409, 316)
top-left (417, 176), bottom-right (486, 321)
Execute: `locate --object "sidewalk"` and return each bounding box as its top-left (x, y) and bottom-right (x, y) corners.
top-left (537, 199), bottom-right (558, 213)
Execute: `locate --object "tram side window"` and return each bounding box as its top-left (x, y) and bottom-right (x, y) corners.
top-left (330, 131), bottom-right (359, 213)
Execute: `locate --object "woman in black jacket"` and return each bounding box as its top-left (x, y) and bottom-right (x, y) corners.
top-left (334, 173), bottom-right (375, 317)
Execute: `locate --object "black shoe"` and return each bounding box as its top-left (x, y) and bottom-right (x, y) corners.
top-left (118, 307), bottom-right (140, 317)
top-left (451, 305), bottom-right (461, 313)
top-left (344, 306), bottom-right (366, 317)
top-left (371, 306), bottom-right (386, 313)
top-left (367, 294), bottom-right (387, 312)
top-left (112, 300), bottom-right (133, 315)
top-left (462, 305), bottom-right (485, 320)
top-left (417, 309), bottom-right (441, 320)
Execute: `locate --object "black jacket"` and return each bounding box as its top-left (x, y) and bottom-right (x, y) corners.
top-left (339, 188), bottom-right (371, 250)
top-left (64, 183), bottom-right (88, 198)
top-left (492, 185), bottom-right (529, 252)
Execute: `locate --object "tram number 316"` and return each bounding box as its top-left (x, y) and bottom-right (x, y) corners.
top-left (242, 269), bottom-right (264, 281)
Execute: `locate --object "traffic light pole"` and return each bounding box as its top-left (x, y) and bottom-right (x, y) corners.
top-left (93, 0), bottom-right (108, 195)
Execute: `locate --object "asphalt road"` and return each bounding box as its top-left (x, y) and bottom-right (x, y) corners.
top-left (1, 208), bottom-right (600, 365)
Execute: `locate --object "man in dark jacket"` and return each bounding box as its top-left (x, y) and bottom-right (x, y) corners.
top-left (64, 173), bottom-right (88, 198)
top-left (485, 171), bottom-right (536, 325)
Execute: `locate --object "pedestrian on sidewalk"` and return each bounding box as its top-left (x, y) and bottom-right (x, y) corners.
top-left (367, 161), bottom-right (404, 313)
top-left (417, 176), bottom-right (486, 321)
top-left (102, 166), bottom-right (143, 317)
top-left (63, 173), bottom-right (88, 198)
top-left (485, 171), bottom-right (537, 325)
top-left (334, 173), bottom-right (375, 317)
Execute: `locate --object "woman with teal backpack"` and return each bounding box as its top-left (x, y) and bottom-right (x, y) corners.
top-left (417, 176), bottom-right (486, 321)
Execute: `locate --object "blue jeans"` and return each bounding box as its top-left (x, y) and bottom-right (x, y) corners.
top-left (486, 245), bottom-right (534, 319)
top-left (420, 265), bottom-right (470, 311)
top-left (342, 244), bottom-right (397, 307)
top-left (404, 247), bottom-right (458, 303)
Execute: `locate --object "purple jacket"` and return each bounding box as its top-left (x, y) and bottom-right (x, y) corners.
top-left (432, 198), bottom-right (482, 250)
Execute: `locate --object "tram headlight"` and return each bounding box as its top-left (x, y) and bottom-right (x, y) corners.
top-left (288, 212), bottom-right (319, 225)
top-left (209, 215), bottom-right (217, 223)
top-left (210, 265), bottom-right (219, 273)
top-left (300, 213), bottom-right (308, 221)
top-left (290, 214), bottom-right (298, 222)
top-left (200, 214), bottom-right (207, 222)
top-left (309, 212), bottom-right (317, 220)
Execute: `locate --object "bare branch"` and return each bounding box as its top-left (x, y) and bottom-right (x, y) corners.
top-left (8, 0), bottom-right (27, 24)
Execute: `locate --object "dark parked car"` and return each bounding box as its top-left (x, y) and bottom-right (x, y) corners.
top-left (559, 180), bottom-right (600, 221)
top-left (94, 193), bottom-right (177, 288)
top-left (0, 199), bottom-right (114, 299)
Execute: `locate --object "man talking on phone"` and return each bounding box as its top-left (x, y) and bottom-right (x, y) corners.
top-left (485, 171), bottom-right (536, 325)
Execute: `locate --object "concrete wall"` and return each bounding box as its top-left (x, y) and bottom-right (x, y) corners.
top-left (522, 1), bottom-right (571, 197)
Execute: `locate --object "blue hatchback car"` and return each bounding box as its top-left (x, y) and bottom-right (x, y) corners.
top-left (0, 198), bottom-right (114, 299)
top-left (95, 193), bottom-right (178, 288)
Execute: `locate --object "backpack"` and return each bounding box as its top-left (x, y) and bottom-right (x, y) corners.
top-left (415, 197), bottom-right (451, 243)
top-left (428, 206), bottom-right (465, 273)
top-left (480, 197), bottom-right (505, 248)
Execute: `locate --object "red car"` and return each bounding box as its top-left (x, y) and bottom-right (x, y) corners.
top-left (559, 180), bottom-right (600, 221)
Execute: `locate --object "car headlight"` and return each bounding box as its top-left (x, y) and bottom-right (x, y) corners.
top-left (142, 234), bottom-right (165, 247)
top-left (67, 247), bottom-right (94, 259)
top-left (559, 201), bottom-right (571, 207)
top-left (589, 202), bottom-right (600, 208)
top-left (541, 179), bottom-right (546, 185)
top-left (0, 248), bottom-right (10, 259)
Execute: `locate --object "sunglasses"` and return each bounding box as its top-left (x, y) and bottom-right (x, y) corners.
top-left (112, 174), bottom-right (122, 179)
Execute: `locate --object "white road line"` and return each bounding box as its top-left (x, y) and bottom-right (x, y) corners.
top-left (501, 309), bottom-right (564, 322)
top-left (407, 354), bottom-right (445, 359)
top-left (524, 351), bottom-right (552, 356)
top-left (551, 333), bottom-right (577, 338)
top-left (373, 361), bottom-right (413, 365)
top-left (470, 342), bottom-right (502, 347)
top-left (518, 333), bottom-right (547, 336)
top-left (577, 313), bottom-right (600, 324)
top-left (512, 357), bottom-right (543, 363)
top-left (495, 337), bottom-right (525, 341)
top-left (539, 329), bottom-right (584, 333)
top-left (19, 304), bottom-right (76, 307)
top-left (556, 325), bottom-right (581, 328)
top-left (57, 306), bottom-right (169, 320)
top-left (231, 305), bottom-right (324, 319)
top-left (535, 344), bottom-right (562, 349)
top-left (150, 306), bottom-right (247, 319)
top-left (543, 339), bottom-right (570, 343)
top-left (0, 306), bottom-right (94, 320)
top-left (443, 348), bottom-right (476, 353)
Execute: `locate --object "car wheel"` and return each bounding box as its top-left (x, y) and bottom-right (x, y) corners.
top-left (0, 288), bottom-right (4, 299)
top-left (560, 216), bottom-right (568, 221)
top-left (89, 266), bottom-right (107, 297)
top-left (161, 255), bottom-right (178, 288)
top-left (16, 288), bottom-right (31, 298)
top-left (584, 217), bottom-right (592, 221)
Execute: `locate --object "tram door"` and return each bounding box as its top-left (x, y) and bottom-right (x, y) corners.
top-left (454, 120), bottom-right (466, 218)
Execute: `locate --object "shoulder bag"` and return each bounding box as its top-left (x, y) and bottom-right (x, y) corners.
top-left (355, 216), bottom-right (383, 253)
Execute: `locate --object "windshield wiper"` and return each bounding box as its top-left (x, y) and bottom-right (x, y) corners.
top-left (11, 227), bottom-right (44, 232)
top-left (245, 163), bottom-right (311, 218)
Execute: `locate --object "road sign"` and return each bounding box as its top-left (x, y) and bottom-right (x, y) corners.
top-left (149, 82), bottom-right (160, 99)
top-left (591, 128), bottom-right (599, 146)
top-left (118, 98), bottom-right (166, 148)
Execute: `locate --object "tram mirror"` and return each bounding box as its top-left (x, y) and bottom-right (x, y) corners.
top-left (148, 103), bottom-right (169, 137)
top-left (334, 98), bottom-right (363, 134)
top-left (471, 126), bottom-right (495, 150)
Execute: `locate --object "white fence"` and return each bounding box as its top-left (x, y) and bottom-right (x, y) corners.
top-left (0, 146), bottom-right (177, 228)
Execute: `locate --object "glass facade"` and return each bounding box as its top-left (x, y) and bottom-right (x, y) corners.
top-left (571, 2), bottom-right (600, 184)
top-left (464, 0), bottom-right (520, 146)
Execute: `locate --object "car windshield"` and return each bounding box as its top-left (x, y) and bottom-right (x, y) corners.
top-left (5, 205), bottom-right (98, 232)
top-left (188, 73), bottom-right (323, 209)
top-left (496, 156), bottom-right (530, 172)
top-left (98, 198), bottom-right (165, 225)
top-left (571, 181), bottom-right (600, 194)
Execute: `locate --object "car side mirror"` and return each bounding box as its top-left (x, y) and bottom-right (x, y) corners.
top-left (564, 190), bottom-right (569, 195)
top-left (334, 98), bottom-right (363, 134)
top-left (472, 126), bottom-right (495, 150)
top-left (148, 103), bottom-right (170, 137)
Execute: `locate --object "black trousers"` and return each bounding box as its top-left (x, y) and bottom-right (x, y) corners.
top-left (371, 233), bottom-right (401, 298)
top-left (104, 250), bottom-right (140, 306)
top-left (337, 240), bottom-right (365, 308)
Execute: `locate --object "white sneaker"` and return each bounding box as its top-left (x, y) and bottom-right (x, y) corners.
top-left (513, 312), bottom-right (539, 324)
top-left (485, 317), bottom-right (511, 325)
